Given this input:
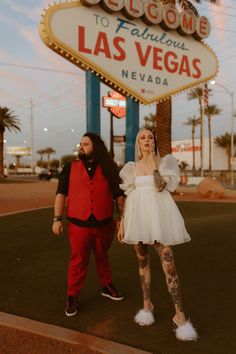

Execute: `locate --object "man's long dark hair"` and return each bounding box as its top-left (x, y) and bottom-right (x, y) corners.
top-left (83, 133), bottom-right (120, 194)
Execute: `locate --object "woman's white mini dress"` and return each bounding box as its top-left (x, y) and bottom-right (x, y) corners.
top-left (119, 154), bottom-right (191, 246)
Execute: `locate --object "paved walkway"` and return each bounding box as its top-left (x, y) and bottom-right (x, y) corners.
top-left (1, 178), bottom-right (236, 353)
top-left (0, 179), bottom-right (57, 216)
top-left (1, 180), bottom-right (236, 217)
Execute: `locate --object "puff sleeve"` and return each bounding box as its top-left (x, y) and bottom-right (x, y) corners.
top-left (159, 154), bottom-right (180, 192)
top-left (119, 161), bottom-right (135, 196)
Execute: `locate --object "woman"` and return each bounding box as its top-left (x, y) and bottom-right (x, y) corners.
top-left (118, 128), bottom-right (198, 341)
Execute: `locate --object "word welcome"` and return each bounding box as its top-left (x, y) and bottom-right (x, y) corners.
top-left (82, 0), bottom-right (210, 40)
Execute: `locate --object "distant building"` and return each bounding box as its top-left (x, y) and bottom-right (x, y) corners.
top-left (113, 137), bottom-right (234, 171)
top-left (172, 137), bottom-right (232, 171)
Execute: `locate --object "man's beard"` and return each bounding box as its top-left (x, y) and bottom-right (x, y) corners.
top-left (79, 150), bottom-right (94, 161)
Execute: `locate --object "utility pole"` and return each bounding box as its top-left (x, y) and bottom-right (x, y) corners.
top-left (110, 112), bottom-right (114, 158)
top-left (200, 100), bottom-right (205, 177)
top-left (200, 85), bottom-right (207, 178)
top-left (30, 98), bottom-right (35, 173)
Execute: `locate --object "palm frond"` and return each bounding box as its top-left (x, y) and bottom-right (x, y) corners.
top-left (0, 106), bottom-right (21, 133)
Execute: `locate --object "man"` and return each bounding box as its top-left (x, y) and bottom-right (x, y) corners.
top-left (52, 133), bottom-right (124, 317)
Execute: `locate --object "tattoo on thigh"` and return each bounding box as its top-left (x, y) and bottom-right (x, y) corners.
top-left (162, 250), bottom-right (174, 263)
top-left (135, 244), bottom-right (149, 269)
top-left (137, 254), bottom-right (149, 269)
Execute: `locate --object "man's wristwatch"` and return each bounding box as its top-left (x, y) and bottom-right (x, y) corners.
top-left (53, 216), bottom-right (62, 222)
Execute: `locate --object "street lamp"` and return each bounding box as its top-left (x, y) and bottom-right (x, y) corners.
top-left (43, 128), bottom-right (75, 134)
top-left (210, 80), bottom-right (235, 187)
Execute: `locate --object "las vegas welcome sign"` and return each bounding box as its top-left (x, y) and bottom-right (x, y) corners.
top-left (39, 0), bottom-right (218, 104)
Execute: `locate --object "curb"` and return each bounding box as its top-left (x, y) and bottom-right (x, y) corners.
top-left (0, 312), bottom-right (151, 354)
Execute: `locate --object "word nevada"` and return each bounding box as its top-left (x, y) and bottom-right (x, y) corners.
top-left (81, 0), bottom-right (210, 40)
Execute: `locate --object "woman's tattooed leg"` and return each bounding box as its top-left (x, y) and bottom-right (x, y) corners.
top-left (154, 243), bottom-right (184, 318)
top-left (134, 243), bottom-right (153, 310)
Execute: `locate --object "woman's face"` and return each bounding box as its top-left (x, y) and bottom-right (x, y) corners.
top-left (138, 130), bottom-right (155, 154)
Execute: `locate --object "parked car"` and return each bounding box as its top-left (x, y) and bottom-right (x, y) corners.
top-left (38, 168), bottom-right (58, 180)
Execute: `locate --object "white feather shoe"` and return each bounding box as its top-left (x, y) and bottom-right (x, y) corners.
top-left (134, 308), bottom-right (155, 326)
top-left (173, 318), bottom-right (198, 341)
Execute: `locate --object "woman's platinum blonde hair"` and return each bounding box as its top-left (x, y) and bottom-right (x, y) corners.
top-left (134, 128), bottom-right (160, 162)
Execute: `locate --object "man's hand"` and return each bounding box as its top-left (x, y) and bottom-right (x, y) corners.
top-left (52, 220), bottom-right (63, 236)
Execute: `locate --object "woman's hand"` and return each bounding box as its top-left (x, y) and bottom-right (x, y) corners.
top-left (149, 142), bottom-right (155, 154)
top-left (117, 218), bottom-right (124, 243)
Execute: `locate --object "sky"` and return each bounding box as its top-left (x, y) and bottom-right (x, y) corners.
top-left (1, 0), bottom-right (236, 165)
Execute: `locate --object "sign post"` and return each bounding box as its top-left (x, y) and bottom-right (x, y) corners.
top-left (103, 91), bottom-right (126, 157)
top-left (86, 71), bottom-right (100, 134)
top-left (126, 98), bottom-right (139, 162)
top-left (110, 112), bottom-right (114, 157)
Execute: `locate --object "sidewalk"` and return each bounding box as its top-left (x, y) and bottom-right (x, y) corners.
top-left (174, 185), bottom-right (236, 203)
top-left (1, 179), bottom-right (236, 216)
top-left (0, 312), bottom-right (150, 354)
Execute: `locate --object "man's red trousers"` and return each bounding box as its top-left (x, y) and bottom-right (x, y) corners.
top-left (67, 221), bottom-right (115, 296)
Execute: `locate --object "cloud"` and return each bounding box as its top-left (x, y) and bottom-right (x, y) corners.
top-left (0, 88), bottom-right (25, 107)
top-left (0, 12), bottom-right (17, 26)
top-left (2, 0), bottom-right (51, 22)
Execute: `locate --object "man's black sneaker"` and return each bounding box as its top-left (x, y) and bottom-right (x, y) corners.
top-left (65, 296), bottom-right (78, 317)
top-left (101, 283), bottom-right (124, 301)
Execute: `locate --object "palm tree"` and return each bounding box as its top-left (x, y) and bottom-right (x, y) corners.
top-left (183, 116), bottom-right (200, 172)
top-left (186, 87), bottom-right (212, 169)
top-left (187, 88), bottom-right (204, 167)
top-left (44, 147), bottom-right (56, 168)
top-left (143, 113), bottom-right (156, 130)
top-left (156, 98), bottom-right (172, 157)
top-left (204, 104), bottom-right (222, 170)
top-left (155, 0), bottom-right (218, 158)
top-left (175, 0), bottom-right (217, 5)
top-left (214, 132), bottom-right (236, 170)
top-left (0, 106), bottom-right (21, 177)
top-left (37, 148), bottom-right (46, 166)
